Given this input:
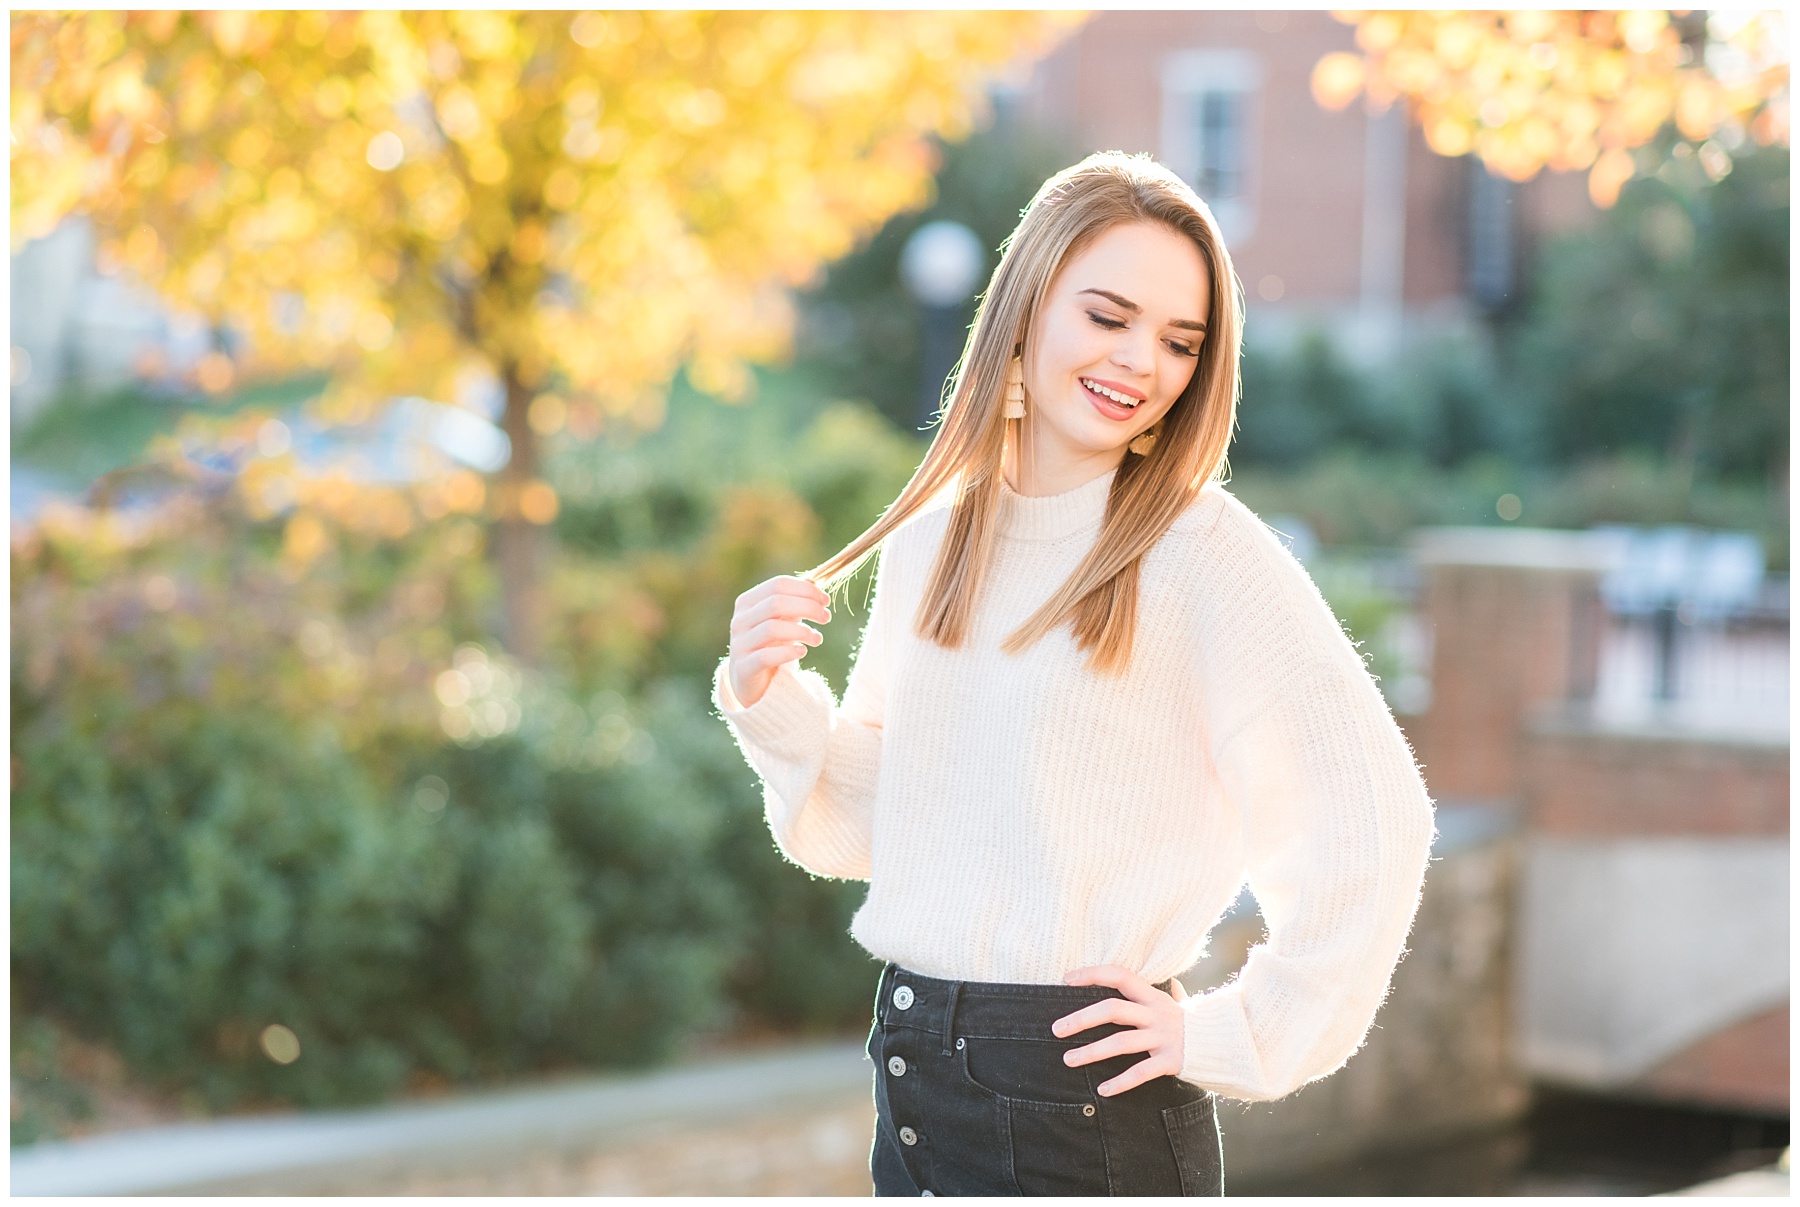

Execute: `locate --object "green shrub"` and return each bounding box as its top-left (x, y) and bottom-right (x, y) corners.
top-left (11, 389), bottom-right (909, 1119)
top-left (1511, 145), bottom-right (1788, 479)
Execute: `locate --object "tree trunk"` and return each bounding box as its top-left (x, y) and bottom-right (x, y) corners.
top-left (494, 368), bottom-right (544, 663)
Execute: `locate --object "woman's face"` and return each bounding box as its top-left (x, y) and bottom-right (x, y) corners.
top-left (1022, 220), bottom-right (1211, 471)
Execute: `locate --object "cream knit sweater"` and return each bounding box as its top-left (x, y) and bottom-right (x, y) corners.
top-left (712, 466), bottom-right (1436, 1102)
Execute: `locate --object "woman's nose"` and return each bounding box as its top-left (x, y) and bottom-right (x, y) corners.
top-left (1109, 334), bottom-right (1154, 376)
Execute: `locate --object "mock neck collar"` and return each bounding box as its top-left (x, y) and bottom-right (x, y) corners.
top-left (996, 466), bottom-right (1118, 542)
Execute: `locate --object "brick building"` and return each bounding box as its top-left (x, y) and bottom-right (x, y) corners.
top-left (1007, 10), bottom-right (1599, 359)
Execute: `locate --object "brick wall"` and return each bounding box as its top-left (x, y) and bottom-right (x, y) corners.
top-left (1410, 546), bottom-right (1608, 802)
top-left (1522, 717), bottom-right (1788, 838)
top-left (1635, 1005), bottom-right (1789, 1115)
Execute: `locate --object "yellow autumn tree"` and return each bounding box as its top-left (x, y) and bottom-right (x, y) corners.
top-left (11, 10), bottom-right (1084, 654)
top-left (1310, 10), bottom-right (1789, 206)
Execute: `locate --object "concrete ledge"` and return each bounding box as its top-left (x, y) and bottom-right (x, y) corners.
top-left (10, 1039), bottom-right (871, 1196)
top-left (1515, 837), bottom-right (1789, 1096)
top-left (1528, 706), bottom-right (1790, 751)
top-left (1413, 527), bottom-right (1623, 572)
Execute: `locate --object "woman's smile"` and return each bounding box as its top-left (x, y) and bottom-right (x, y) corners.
top-left (1078, 375), bottom-right (1147, 420)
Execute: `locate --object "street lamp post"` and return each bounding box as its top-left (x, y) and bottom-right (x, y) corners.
top-left (899, 220), bottom-right (985, 435)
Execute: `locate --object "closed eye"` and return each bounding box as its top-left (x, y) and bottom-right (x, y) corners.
top-left (1089, 311), bottom-right (1201, 357)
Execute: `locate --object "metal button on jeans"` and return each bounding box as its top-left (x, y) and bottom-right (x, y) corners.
top-left (921, 1191), bottom-right (934, 1198)
top-left (893, 985), bottom-right (914, 1010)
top-left (899, 1126), bottom-right (918, 1146)
top-left (888, 1055), bottom-right (907, 1077)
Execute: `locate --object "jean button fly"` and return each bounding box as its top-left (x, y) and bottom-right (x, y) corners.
top-left (899, 1126), bottom-right (918, 1146)
top-left (893, 985), bottom-right (914, 1010)
top-left (888, 1055), bottom-right (907, 1077)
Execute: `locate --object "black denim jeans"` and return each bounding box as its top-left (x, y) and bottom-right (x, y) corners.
top-left (867, 962), bottom-right (1223, 1196)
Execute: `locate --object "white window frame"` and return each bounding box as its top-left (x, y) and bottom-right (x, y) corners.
top-left (1160, 50), bottom-right (1262, 243)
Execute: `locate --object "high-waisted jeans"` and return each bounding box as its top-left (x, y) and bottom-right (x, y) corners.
top-left (867, 962), bottom-right (1223, 1197)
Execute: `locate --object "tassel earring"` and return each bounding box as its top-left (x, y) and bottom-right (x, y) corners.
top-left (1128, 424), bottom-right (1160, 456)
top-left (1003, 355), bottom-right (1026, 419)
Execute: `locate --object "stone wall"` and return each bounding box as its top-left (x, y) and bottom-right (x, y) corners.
top-left (1187, 804), bottom-right (1530, 1187)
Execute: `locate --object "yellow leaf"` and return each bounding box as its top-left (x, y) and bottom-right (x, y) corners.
top-left (1588, 147), bottom-right (1636, 208)
top-left (1312, 52), bottom-right (1366, 111)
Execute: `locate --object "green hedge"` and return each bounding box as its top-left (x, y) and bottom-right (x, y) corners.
top-left (12, 393), bottom-right (913, 1133)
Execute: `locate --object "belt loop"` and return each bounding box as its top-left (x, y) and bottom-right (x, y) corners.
top-left (939, 980), bottom-right (963, 1058)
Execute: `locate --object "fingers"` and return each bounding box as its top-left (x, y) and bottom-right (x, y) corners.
top-left (725, 577), bottom-right (832, 709)
top-left (1097, 1053), bottom-right (1180, 1098)
top-left (1063, 1027), bottom-right (1156, 1068)
top-left (751, 643), bottom-right (808, 669)
top-left (1063, 964), bottom-right (1158, 1005)
top-left (724, 639), bottom-right (809, 709)
top-left (736, 617), bottom-right (823, 654)
top-left (731, 590), bottom-right (832, 638)
top-left (733, 574), bottom-right (830, 619)
top-left (1051, 997), bottom-right (1154, 1039)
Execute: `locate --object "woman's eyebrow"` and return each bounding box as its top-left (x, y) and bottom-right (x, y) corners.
top-left (1077, 288), bottom-right (1207, 332)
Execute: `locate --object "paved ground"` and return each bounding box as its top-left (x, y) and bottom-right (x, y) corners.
top-left (1661, 1165), bottom-right (1789, 1196)
top-left (355, 1097), bottom-right (877, 1196)
top-left (11, 1040), bottom-right (875, 1196)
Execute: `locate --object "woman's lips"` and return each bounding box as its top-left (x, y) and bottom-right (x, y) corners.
top-left (1081, 379), bottom-right (1140, 422)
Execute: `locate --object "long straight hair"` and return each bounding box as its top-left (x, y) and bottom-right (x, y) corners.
top-left (806, 151), bottom-right (1245, 676)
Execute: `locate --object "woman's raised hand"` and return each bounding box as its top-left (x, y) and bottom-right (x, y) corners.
top-left (726, 574), bottom-right (833, 709)
top-left (1052, 965), bottom-right (1189, 1096)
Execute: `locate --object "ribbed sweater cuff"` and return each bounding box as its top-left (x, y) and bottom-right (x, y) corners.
top-left (712, 657), bottom-right (827, 759)
top-left (1178, 985), bottom-right (1269, 1102)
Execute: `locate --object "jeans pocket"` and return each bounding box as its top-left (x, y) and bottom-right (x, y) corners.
top-left (958, 1035), bottom-right (1095, 1106)
top-left (1005, 1096), bottom-right (1110, 1196)
top-left (957, 1040), bottom-right (1107, 1195)
top-left (1161, 1093), bottom-right (1224, 1196)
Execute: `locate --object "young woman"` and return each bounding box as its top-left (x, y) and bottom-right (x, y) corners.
top-left (715, 152), bottom-right (1436, 1197)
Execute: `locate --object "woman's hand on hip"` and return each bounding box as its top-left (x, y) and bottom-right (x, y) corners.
top-left (1052, 965), bottom-right (1188, 1096)
top-left (726, 575), bottom-right (832, 709)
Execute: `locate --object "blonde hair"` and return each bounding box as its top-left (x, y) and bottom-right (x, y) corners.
top-left (806, 151), bottom-right (1245, 676)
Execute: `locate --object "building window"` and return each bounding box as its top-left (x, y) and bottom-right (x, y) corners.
top-left (1161, 50), bottom-right (1261, 242)
top-left (1466, 159), bottom-right (1516, 311)
top-left (1194, 90), bottom-right (1247, 200)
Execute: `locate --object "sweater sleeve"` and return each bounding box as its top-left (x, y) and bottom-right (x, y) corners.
top-left (1175, 499), bottom-right (1437, 1101)
top-left (710, 549), bottom-right (894, 881)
